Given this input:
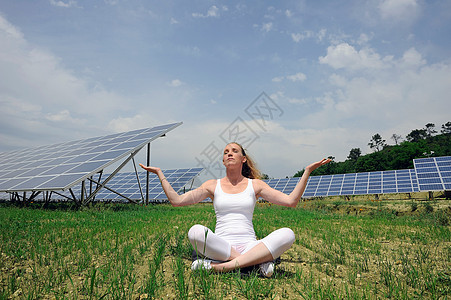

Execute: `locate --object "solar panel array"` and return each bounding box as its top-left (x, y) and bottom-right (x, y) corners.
top-left (0, 122), bottom-right (182, 193)
top-left (0, 129), bottom-right (448, 203)
top-left (265, 169), bottom-right (420, 198)
top-left (65, 168), bottom-right (203, 202)
top-left (413, 156), bottom-right (451, 191)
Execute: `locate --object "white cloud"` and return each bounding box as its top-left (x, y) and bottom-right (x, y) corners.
top-left (103, 0), bottom-right (118, 5)
top-left (379, 0), bottom-right (420, 21)
top-left (49, 0), bottom-right (78, 8)
top-left (400, 47), bottom-right (426, 68)
top-left (261, 22), bottom-right (273, 32)
top-left (320, 44), bottom-right (427, 73)
top-left (0, 15), bottom-right (23, 39)
top-left (272, 72), bottom-right (307, 83)
top-left (291, 31), bottom-right (313, 42)
top-left (206, 6), bottom-right (219, 17)
top-left (291, 30), bottom-right (325, 43)
top-left (192, 5), bottom-right (225, 18)
top-left (108, 114), bottom-right (151, 133)
top-left (45, 109), bottom-right (86, 124)
top-left (291, 33), bottom-right (303, 43)
top-left (270, 91), bottom-right (308, 105)
top-left (328, 74), bottom-right (347, 87)
top-left (314, 46), bottom-right (450, 147)
top-left (334, 62), bottom-right (448, 124)
top-left (318, 29), bottom-right (327, 42)
top-left (167, 79), bottom-right (184, 87)
top-left (287, 97), bottom-right (308, 105)
top-left (319, 43), bottom-right (392, 71)
top-left (357, 33), bottom-right (372, 45)
top-left (286, 72), bottom-right (307, 82)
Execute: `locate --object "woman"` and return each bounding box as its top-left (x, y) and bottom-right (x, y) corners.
top-left (139, 142), bottom-right (330, 277)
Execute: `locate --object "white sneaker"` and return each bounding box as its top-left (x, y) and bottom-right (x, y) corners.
top-left (191, 259), bottom-right (213, 271)
top-left (259, 261), bottom-right (274, 277)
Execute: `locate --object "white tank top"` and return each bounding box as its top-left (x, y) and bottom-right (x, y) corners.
top-left (213, 178), bottom-right (257, 245)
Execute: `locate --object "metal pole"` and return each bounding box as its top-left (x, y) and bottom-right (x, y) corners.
top-left (146, 142), bottom-right (151, 205)
top-left (132, 157), bottom-right (145, 203)
top-left (81, 180), bottom-right (85, 204)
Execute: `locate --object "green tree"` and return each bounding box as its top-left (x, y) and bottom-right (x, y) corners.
top-left (391, 133), bottom-right (402, 145)
top-left (424, 123), bottom-right (437, 137)
top-left (441, 121), bottom-right (451, 134)
top-left (368, 133), bottom-right (386, 152)
top-left (406, 129), bottom-right (427, 142)
top-left (354, 151), bottom-right (387, 172)
top-left (347, 148), bottom-right (361, 161)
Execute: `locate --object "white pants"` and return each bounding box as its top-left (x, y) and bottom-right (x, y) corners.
top-left (188, 224), bottom-right (295, 261)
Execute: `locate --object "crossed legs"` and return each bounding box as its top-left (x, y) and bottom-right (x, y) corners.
top-left (187, 224), bottom-right (295, 272)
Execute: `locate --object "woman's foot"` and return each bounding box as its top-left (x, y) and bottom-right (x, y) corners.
top-left (191, 259), bottom-right (213, 271)
top-left (259, 261), bottom-right (275, 277)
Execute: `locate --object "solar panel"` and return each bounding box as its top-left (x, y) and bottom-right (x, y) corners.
top-left (0, 122), bottom-right (182, 192)
top-left (264, 169), bottom-right (419, 198)
top-left (61, 168), bottom-right (204, 202)
top-left (413, 156), bottom-right (451, 191)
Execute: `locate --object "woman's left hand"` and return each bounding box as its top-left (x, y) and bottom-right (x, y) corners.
top-left (305, 158), bottom-right (331, 173)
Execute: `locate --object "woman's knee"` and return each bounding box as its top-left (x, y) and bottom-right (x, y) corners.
top-left (187, 224), bottom-right (206, 241)
top-left (280, 227), bottom-right (295, 246)
top-left (261, 227), bottom-right (296, 259)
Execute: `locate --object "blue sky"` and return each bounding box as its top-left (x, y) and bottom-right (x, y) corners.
top-left (0, 0), bottom-right (450, 180)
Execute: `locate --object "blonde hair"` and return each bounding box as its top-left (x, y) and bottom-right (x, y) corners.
top-left (227, 143), bottom-right (262, 179)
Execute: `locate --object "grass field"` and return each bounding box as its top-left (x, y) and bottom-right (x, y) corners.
top-left (0, 196), bottom-right (450, 299)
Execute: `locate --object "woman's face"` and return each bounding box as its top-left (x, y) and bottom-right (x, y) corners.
top-left (222, 143), bottom-right (246, 167)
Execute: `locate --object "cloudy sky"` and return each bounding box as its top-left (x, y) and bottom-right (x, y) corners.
top-left (0, 0), bottom-right (450, 180)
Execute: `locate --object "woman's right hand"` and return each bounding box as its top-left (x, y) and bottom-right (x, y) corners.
top-left (139, 163), bottom-right (161, 174)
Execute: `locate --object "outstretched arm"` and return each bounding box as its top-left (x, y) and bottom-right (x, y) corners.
top-left (255, 158), bottom-right (331, 207)
top-left (139, 164), bottom-right (213, 207)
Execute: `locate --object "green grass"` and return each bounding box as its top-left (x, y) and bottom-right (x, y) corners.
top-left (0, 200), bottom-right (449, 299)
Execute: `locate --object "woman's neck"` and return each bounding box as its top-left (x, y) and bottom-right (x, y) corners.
top-left (225, 168), bottom-right (245, 186)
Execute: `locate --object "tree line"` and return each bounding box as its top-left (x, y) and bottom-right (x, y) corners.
top-left (294, 121), bottom-right (451, 177)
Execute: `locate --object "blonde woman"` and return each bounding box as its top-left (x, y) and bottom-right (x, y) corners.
top-left (140, 143), bottom-right (330, 277)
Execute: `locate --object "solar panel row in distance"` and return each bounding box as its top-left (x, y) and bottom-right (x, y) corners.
top-left (0, 122), bottom-right (182, 192)
top-left (413, 156), bottom-right (451, 191)
top-left (264, 169), bottom-right (419, 198)
top-left (304, 169), bottom-right (419, 197)
top-left (66, 168), bottom-right (203, 202)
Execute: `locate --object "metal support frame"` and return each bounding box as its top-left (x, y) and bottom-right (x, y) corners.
top-left (7, 190), bottom-right (41, 204)
top-left (81, 149), bottom-right (141, 205)
top-left (86, 177), bottom-right (138, 204)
